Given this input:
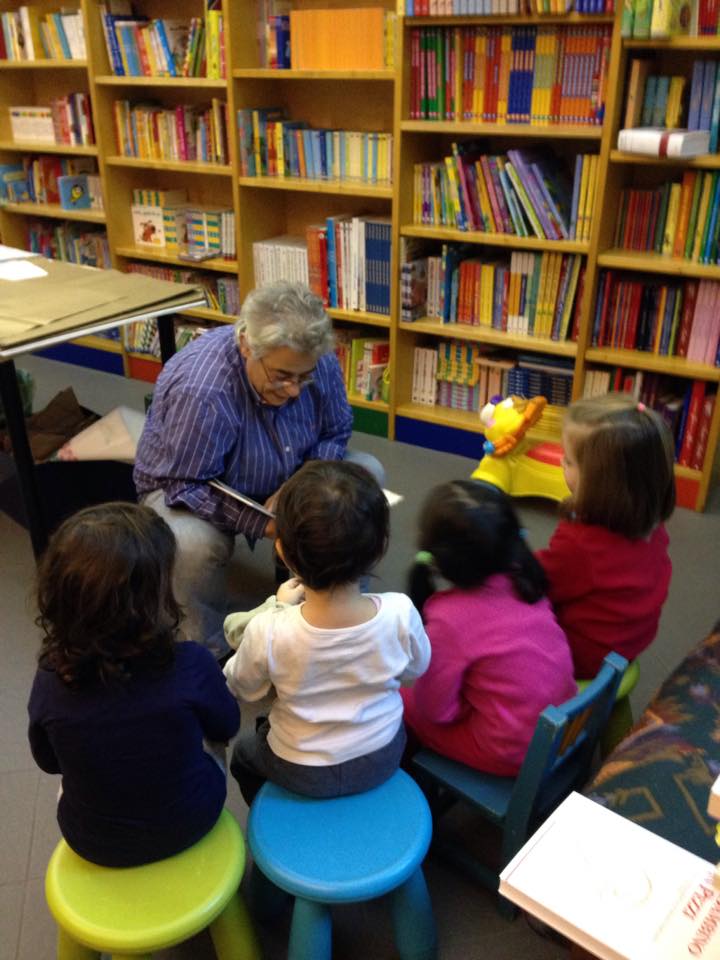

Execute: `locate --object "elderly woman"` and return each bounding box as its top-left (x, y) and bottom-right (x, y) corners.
top-left (134, 281), bottom-right (382, 658)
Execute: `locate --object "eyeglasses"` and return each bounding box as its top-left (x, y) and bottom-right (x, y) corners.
top-left (259, 357), bottom-right (315, 390)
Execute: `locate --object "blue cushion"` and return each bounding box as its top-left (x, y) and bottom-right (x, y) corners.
top-left (248, 770), bottom-right (432, 903)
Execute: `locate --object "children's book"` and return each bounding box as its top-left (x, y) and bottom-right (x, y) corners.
top-left (58, 174), bottom-right (91, 210)
top-left (499, 792), bottom-right (720, 960)
top-left (208, 479), bottom-right (275, 517)
top-left (131, 204), bottom-right (165, 246)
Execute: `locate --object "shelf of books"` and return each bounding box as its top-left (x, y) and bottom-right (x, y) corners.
top-left (390, 11), bottom-right (615, 455)
top-left (2, 0), bottom-right (720, 507)
top-left (583, 0), bottom-right (720, 509)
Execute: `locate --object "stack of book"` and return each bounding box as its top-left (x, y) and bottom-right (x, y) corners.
top-left (25, 221), bottom-right (111, 268)
top-left (619, 56), bottom-right (720, 156)
top-left (0, 5), bottom-right (85, 61)
top-left (10, 96), bottom-right (95, 147)
top-left (113, 99), bottom-right (229, 166)
top-left (622, 0), bottom-right (716, 38)
top-left (408, 25), bottom-right (612, 125)
top-left (334, 332), bottom-right (390, 402)
top-left (405, 0), bottom-right (613, 13)
top-left (320, 215), bottom-right (391, 316)
top-left (592, 272), bottom-right (720, 366)
top-left (0, 156), bottom-right (101, 210)
top-left (253, 235), bottom-right (309, 288)
top-left (584, 369), bottom-right (717, 470)
top-left (614, 171), bottom-right (720, 264)
top-left (436, 339), bottom-right (486, 412)
top-left (507, 353), bottom-right (574, 405)
top-left (404, 243), bottom-right (584, 340)
top-left (99, 1), bottom-right (224, 78)
top-left (414, 146), bottom-right (596, 242)
top-left (126, 262), bottom-right (240, 316)
top-left (411, 346), bottom-right (439, 406)
top-left (237, 110), bottom-right (393, 184)
top-left (411, 342), bottom-right (524, 411)
top-left (253, 217), bottom-right (392, 317)
top-left (123, 318), bottom-right (210, 359)
top-left (130, 189), bottom-right (235, 260)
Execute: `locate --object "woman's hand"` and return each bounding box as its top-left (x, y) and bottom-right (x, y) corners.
top-left (276, 577), bottom-right (305, 605)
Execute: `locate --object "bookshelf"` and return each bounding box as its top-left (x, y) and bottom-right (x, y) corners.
top-left (1, 1), bottom-right (718, 508)
top-left (390, 13), bottom-right (615, 461)
top-left (583, 19), bottom-right (720, 510)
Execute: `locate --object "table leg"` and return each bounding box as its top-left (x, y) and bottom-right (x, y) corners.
top-left (0, 358), bottom-right (47, 557)
top-left (157, 314), bottom-right (176, 364)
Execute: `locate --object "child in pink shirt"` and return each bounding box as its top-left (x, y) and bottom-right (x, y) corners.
top-left (402, 481), bottom-right (576, 777)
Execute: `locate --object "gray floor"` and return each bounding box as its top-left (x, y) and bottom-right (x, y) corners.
top-left (2, 355), bottom-right (719, 960)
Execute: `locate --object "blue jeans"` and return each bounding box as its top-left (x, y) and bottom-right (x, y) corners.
top-left (230, 719), bottom-right (406, 807)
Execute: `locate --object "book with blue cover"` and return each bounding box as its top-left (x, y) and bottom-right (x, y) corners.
top-left (58, 174), bottom-right (91, 210)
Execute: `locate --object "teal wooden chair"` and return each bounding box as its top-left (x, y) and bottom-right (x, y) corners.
top-left (578, 658), bottom-right (640, 758)
top-left (411, 652), bottom-right (627, 916)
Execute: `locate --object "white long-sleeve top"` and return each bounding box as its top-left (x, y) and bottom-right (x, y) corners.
top-left (223, 592), bottom-right (431, 766)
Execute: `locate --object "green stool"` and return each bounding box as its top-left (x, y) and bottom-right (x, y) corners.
top-left (578, 659), bottom-right (640, 758)
top-left (45, 809), bottom-right (260, 960)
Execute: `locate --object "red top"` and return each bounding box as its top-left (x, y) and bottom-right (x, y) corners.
top-left (537, 520), bottom-right (672, 678)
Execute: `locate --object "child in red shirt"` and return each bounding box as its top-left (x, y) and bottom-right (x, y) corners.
top-left (537, 394), bottom-right (675, 678)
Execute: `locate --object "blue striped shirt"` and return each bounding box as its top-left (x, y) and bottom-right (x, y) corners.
top-left (134, 325), bottom-right (353, 539)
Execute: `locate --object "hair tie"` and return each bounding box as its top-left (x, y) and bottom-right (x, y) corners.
top-left (637, 402), bottom-right (646, 412)
top-left (415, 550), bottom-right (434, 566)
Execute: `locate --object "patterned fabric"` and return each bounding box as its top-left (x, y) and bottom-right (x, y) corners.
top-left (585, 623), bottom-right (720, 862)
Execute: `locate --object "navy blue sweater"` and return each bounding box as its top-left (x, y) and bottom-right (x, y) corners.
top-left (28, 642), bottom-right (240, 867)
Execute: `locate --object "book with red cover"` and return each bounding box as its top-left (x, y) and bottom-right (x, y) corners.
top-left (676, 279), bottom-right (699, 357)
top-left (624, 280), bottom-right (643, 349)
top-left (678, 379), bottom-right (706, 466)
top-left (598, 272), bottom-right (616, 347)
top-left (690, 392), bottom-right (716, 470)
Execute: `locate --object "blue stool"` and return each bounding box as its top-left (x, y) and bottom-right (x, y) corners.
top-left (248, 769), bottom-right (437, 960)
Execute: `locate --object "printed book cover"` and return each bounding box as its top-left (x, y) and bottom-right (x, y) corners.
top-left (58, 174), bottom-right (91, 210)
top-left (499, 792), bottom-right (719, 960)
top-left (131, 203), bottom-right (165, 246)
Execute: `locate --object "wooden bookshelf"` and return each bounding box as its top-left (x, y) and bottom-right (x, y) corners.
top-left (0, 140), bottom-right (98, 155)
top-left (3, 0), bottom-right (718, 509)
top-left (582, 29), bottom-right (720, 510)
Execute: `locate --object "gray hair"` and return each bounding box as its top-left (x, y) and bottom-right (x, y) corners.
top-left (235, 282), bottom-right (334, 359)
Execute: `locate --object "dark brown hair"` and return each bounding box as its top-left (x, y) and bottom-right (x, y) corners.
top-left (408, 480), bottom-right (547, 614)
top-left (276, 460), bottom-right (389, 590)
top-left (563, 394), bottom-right (675, 539)
top-left (36, 502), bottom-right (180, 687)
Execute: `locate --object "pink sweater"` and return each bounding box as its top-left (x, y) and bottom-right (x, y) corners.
top-left (402, 574), bottom-right (576, 776)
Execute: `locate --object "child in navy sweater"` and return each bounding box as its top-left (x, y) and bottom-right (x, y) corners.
top-left (27, 502), bottom-right (240, 867)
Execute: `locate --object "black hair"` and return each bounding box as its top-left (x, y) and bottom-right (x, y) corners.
top-left (36, 502), bottom-right (180, 688)
top-left (408, 480), bottom-right (547, 614)
top-left (276, 459), bottom-right (389, 590)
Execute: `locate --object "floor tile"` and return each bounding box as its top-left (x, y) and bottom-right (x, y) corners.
top-left (0, 772), bottom-right (37, 887)
top-left (16, 878), bottom-right (56, 960)
top-left (0, 884), bottom-right (24, 960)
top-left (27, 775), bottom-right (61, 881)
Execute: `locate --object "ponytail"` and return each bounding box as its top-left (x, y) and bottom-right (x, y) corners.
top-left (508, 537), bottom-right (547, 605)
top-left (413, 480), bottom-right (549, 608)
top-left (407, 560), bottom-right (437, 617)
